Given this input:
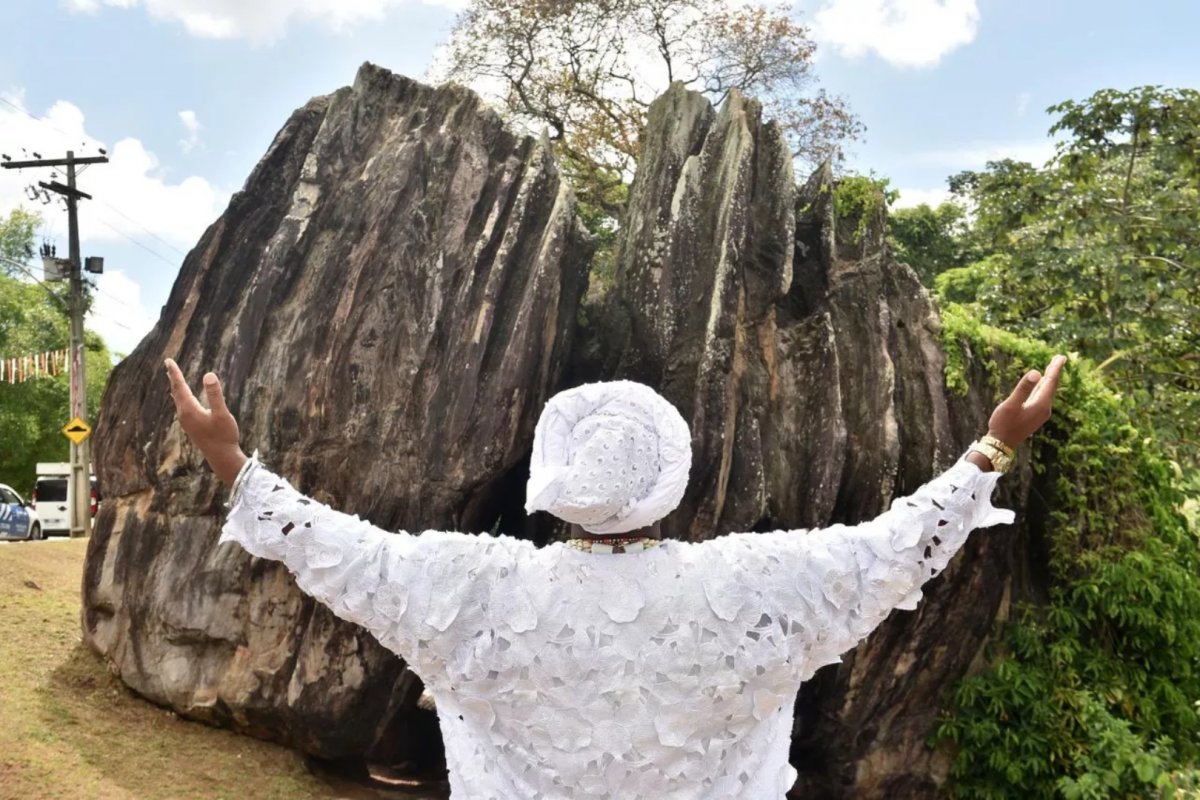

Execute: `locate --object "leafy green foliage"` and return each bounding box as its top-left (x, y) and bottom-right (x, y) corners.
top-left (0, 210), bottom-right (113, 493)
top-left (831, 173), bottom-right (896, 243)
top-left (934, 255), bottom-right (1007, 306)
top-left (0, 207), bottom-right (39, 273)
top-left (948, 158), bottom-right (1047, 253)
top-left (888, 200), bottom-right (973, 285)
top-left (940, 87), bottom-right (1200, 474)
top-left (559, 151), bottom-right (629, 298)
top-left (914, 86), bottom-right (1200, 798)
top-left (935, 307), bottom-right (1200, 798)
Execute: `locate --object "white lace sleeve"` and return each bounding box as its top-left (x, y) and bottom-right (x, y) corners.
top-left (218, 458), bottom-right (526, 685)
top-left (707, 458), bottom-right (1015, 681)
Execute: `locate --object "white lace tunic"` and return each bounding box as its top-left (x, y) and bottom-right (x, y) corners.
top-left (220, 458), bottom-right (1013, 799)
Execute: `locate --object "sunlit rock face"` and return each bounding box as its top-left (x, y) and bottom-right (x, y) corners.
top-left (582, 82), bottom-right (1029, 797)
top-left (85, 63), bottom-right (1028, 797)
top-left (84, 62), bottom-right (591, 762)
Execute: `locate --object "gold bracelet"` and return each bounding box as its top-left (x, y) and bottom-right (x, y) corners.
top-left (969, 440), bottom-right (1014, 474)
top-left (980, 433), bottom-right (1015, 457)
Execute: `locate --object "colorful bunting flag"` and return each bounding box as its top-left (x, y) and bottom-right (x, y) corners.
top-left (0, 348), bottom-right (70, 383)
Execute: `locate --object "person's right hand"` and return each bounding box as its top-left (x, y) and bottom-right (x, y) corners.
top-left (165, 358), bottom-right (247, 485)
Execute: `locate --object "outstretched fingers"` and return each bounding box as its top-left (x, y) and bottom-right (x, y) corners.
top-left (1009, 369), bottom-right (1042, 405)
top-left (203, 372), bottom-right (229, 416)
top-left (1029, 355), bottom-right (1067, 408)
top-left (165, 359), bottom-right (204, 418)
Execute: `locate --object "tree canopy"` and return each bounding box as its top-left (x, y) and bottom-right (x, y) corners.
top-left (431, 0), bottom-right (861, 219)
top-left (0, 207), bottom-right (39, 275)
top-left (893, 86), bottom-right (1200, 798)
top-left (0, 208), bottom-right (113, 493)
top-left (888, 87), bottom-right (1200, 478)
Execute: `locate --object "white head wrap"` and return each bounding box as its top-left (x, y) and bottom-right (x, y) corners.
top-left (525, 381), bottom-right (692, 535)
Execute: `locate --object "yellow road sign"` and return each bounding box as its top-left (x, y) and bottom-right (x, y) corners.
top-left (63, 417), bottom-right (92, 444)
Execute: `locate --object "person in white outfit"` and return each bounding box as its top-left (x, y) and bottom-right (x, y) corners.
top-left (165, 354), bottom-right (1065, 799)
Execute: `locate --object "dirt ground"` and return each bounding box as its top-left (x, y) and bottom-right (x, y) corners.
top-left (0, 538), bottom-right (438, 800)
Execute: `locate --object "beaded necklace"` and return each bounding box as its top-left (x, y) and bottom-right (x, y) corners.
top-left (564, 536), bottom-right (662, 554)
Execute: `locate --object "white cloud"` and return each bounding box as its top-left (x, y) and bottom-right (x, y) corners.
top-left (178, 109), bottom-right (202, 153)
top-left (88, 270), bottom-right (158, 356)
top-left (62, 0), bottom-right (135, 10)
top-left (60, 0), bottom-right (468, 44)
top-left (892, 186), bottom-right (952, 208)
top-left (0, 89), bottom-right (226, 248)
top-left (0, 89), bottom-right (227, 351)
top-left (910, 139), bottom-right (1058, 169)
top-left (812, 0), bottom-right (980, 68)
top-left (1016, 91), bottom-right (1031, 117)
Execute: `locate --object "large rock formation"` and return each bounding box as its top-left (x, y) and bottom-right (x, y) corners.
top-left (581, 85), bottom-right (1033, 796)
top-left (85, 63), bottom-right (1032, 796)
top-left (84, 62), bottom-right (591, 763)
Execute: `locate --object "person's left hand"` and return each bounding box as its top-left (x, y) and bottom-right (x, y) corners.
top-left (987, 354), bottom-right (1067, 450)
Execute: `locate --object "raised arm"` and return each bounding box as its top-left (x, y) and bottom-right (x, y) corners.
top-left (165, 359), bottom-right (247, 485)
top-left (707, 356), bottom-right (1067, 680)
top-left (163, 360), bottom-right (516, 678)
top-left (165, 359), bottom-right (406, 634)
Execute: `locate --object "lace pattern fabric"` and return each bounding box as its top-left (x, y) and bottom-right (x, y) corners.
top-left (525, 380), bottom-right (693, 534)
top-left (220, 457), bottom-right (1013, 799)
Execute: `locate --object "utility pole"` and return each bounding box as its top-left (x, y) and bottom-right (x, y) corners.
top-left (3, 150), bottom-right (108, 538)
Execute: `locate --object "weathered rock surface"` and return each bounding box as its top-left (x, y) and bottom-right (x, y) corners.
top-left (85, 64), bottom-right (1033, 796)
top-left (576, 84), bottom-right (1034, 797)
top-left (84, 62), bottom-right (590, 762)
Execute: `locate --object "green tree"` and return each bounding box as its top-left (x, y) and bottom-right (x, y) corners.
top-left (935, 310), bottom-right (1200, 799)
top-left (937, 87), bottom-right (1200, 473)
top-left (0, 207), bottom-right (39, 274)
top-left (0, 209), bottom-right (113, 493)
top-left (947, 157), bottom-right (1048, 252)
top-left (924, 88), bottom-right (1200, 794)
top-left (431, 0), bottom-right (862, 222)
top-left (887, 200), bottom-right (972, 285)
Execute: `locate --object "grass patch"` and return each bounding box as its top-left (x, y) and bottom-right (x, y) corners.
top-left (0, 539), bottom-right (429, 800)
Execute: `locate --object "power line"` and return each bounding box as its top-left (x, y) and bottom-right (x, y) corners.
top-left (84, 280), bottom-right (147, 325)
top-left (85, 278), bottom-right (130, 307)
top-left (24, 182), bottom-right (188, 270)
top-left (1, 256), bottom-right (139, 339)
top-left (99, 219), bottom-right (179, 267)
top-left (0, 95), bottom-right (51, 126)
top-left (86, 309), bottom-right (137, 332)
top-left (0, 95), bottom-right (100, 155)
top-left (38, 214), bottom-right (60, 242)
top-left (0, 255), bottom-right (71, 313)
top-left (11, 227), bottom-right (160, 331)
top-left (3, 96), bottom-right (196, 266)
top-left (97, 200), bottom-right (188, 257)
top-left (6, 254), bottom-right (137, 320)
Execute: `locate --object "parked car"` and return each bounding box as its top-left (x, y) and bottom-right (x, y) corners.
top-left (32, 466), bottom-right (99, 537)
top-left (0, 483), bottom-right (42, 541)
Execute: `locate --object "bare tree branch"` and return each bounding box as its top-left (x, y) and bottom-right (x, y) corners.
top-left (434, 0), bottom-right (863, 217)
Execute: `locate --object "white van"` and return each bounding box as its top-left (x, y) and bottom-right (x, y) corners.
top-left (32, 463), bottom-right (99, 537)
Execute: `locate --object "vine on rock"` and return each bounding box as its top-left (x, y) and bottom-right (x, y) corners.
top-left (936, 304), bottom-right (1200, 799)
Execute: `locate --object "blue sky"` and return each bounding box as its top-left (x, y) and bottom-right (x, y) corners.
top-left (0, 0), bottom-right (1196, 355)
